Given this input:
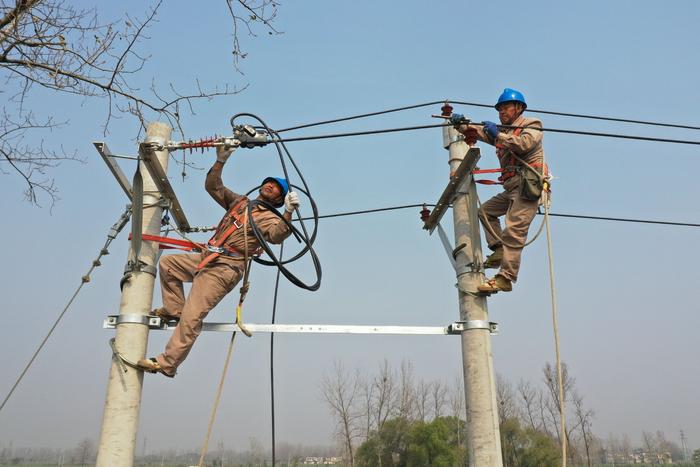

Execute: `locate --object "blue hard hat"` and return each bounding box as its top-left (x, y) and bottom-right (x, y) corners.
top-left (261, 177), bottom-right (289, 207)
top-left (495, 88), bottom-right (527, 110)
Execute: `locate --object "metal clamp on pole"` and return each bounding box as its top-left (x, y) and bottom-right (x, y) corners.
top-left (104, 314), bottom-right (163, 329)
top-left (122, 260), bottom-right (157, 277)
top-left (448, 320), bottom-right (499, 335)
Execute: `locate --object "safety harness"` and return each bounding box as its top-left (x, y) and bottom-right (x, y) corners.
top-left (128, 198), bottom-right (263, 266)
top-left (132, 197), bottom-right (263, 336)
top-left (196, 198), bottom-right (263, 270)
top-left (472, 126), bottom-right (549, 185)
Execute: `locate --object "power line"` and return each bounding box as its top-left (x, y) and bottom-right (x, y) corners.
top-left (277, 101), bottom-right (443, 132)
top-left (276, 100), bottom-right (700, 134)
top-left (270, 122), bottom-right (700, 147)
top-left (541, 211), bottom-right (700, 227)
top-left (453, 100), bottom-right (700, 131)
top-left (294, 203), bottom-right (700, 228)
top-left (271, 122), bottom-right (447, 143)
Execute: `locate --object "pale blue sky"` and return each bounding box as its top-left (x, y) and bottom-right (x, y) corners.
top-left (1, 0), bottom-right (699, 453)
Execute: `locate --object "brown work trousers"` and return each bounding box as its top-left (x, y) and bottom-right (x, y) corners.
top-left (479, 175), bottom-right (539, 282)
top-left (155, 253), bottom-right (243, 375)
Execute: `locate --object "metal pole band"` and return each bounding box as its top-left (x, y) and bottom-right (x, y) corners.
top-left (105, 314), bottom-right (160, 327)
top-left (449, 320), bottom-right (499, 335)
top-left (122, 261), bottom-right (157, 277)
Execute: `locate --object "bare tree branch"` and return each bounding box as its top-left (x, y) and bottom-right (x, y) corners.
top-left (0, 0), bottom-right (275, 206)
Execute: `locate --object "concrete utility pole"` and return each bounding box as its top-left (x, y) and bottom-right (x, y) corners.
top-left (96, 122), bottom-right (172, 467)
top-left (441, 104), bottom-right (503, 466)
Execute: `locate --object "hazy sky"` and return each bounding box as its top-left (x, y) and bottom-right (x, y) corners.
top-left (1, 0), bottom-right (699, 455)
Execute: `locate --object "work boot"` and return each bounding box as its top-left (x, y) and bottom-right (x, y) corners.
top-left (136, 357), bottom-right (175, 378)
top-left (477, 275), bottom-right (513, 293)
top-left (151, 307), bottom-right (179, 324)
top-left (483, 247), bottom-right (503, 269)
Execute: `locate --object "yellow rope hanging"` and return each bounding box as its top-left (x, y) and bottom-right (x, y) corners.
top-left (542, 173), bottom-right (568, 467)
top-left (197, 200), bottom-right (256, 467)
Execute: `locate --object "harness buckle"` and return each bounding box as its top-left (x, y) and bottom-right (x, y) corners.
top-left (232, 218), bottom-right (244, 229)
top-left (206, 245), bottom-right (225, 254)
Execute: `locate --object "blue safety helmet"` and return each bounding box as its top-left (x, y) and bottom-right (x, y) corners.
top-left (261, 177), bottom-right (289, 208)
top-left (495, 88), bottom-right (527, 110)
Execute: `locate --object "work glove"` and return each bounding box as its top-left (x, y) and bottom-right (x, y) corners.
top-left (216, 144), bottom-right (236, 163)
top-left (482, 121), bottom-right (499, 140)
top-left (284, 191), bottom-right (301, 212)
top-left (449, 113), bottom-right (468, 126)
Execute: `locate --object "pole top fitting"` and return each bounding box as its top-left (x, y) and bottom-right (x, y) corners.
top-left (441, 101), bottom-right (453, 117)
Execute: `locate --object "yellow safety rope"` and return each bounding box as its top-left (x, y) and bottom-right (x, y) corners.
top-left (197, 331), bottom-right (237, 467)
top-left (236, 206), bottom-right (253, 337)
top-left (197, 201), bottom-right (255, 467)
top-left (540, 160), bottom-right (567, 466)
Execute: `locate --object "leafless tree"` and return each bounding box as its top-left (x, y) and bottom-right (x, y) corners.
top-left (449, 375), bottom-right (466, 448)
top-left (542, 361), bottom-right (577, 461)
top-left (321, 361), bottom-right (361, 466)
top-left (372, 359), bottom-right (395, 432)
top-left (517, 379), bottom-right (545, 433)
top-left (359, 375), bottom-right (375, 441)
top-left (431, 379), bottom-right (447, 419)
top-left (572, 391), bottom-right (595, 467)
top-left (395, 359), bottom-right (415, 420)
top-left (641, 430), bottom-right (657, 454)
top-left (414, 379), bottom-right (431, 422)
top-left (0, 0), bottom-right (279, 205)
top-left (72, 438), bottom-right (95, 465)
top-left (496, 373), bottom-right (517, 426)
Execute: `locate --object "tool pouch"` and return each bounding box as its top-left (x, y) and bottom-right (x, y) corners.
top-left (519, 167), bottom-right (544, 201)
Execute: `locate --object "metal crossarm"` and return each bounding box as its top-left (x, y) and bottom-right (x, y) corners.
top-left (94, 142), bottom-right (133, 200)
top-left (103, 316), bottom-right (498, 335)
top-left (138, 145), bottom-right (191, 232)
top-left (423, 147), bottom-right (480, 233)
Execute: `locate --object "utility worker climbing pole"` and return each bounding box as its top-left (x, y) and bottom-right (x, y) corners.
top-left (136, 144), bottom-right (300, 377)
top-left (458, 88), bottom-right (548, 293)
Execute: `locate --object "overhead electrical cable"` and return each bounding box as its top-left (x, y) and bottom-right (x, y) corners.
top-left (184, 204), bottom-right (700, 230)
top-left (292, 204), bottom-right (700, 228)
top-left (276, 101), bottom-right (444, 132)
top-left (277, 100), bottom-right (700, 133)
top-left (270, 122), bottom-right (700, 147)
top-left (232, 113), bottom-right (323, 291)
top-left (452, 100), bottom-right (700, 131)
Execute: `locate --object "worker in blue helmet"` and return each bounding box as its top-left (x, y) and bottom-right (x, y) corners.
top-left (137, 143), bottom-right (300, 377)
top-left (260, 176), bottom-right (290, 208)
top-left (457, 88), bottom-right (548, 294)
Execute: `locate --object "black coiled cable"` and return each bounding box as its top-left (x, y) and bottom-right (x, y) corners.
top-left (231, 112), bottom-right (322, 291)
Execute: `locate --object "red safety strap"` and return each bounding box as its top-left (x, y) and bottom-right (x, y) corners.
top-left (472, 162), bottom-right (549, 185)
top-left (128, 233), bottom-right (204, 252)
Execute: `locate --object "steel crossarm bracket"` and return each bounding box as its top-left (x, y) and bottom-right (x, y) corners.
top-left (103, 317), bottom-right (476, 335)
top-left (94, 142), bottom-right (133, 200)
top-left (423, 147), bottom-right (480, 233)
top-left (105, 314), bottom-right (161, 327)
top-left (138, 143), bottom-right (191, 232)
top-left (448, 320), bottom-right (499, 335)
top-left (436, 223), bottom-right (457, 270)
